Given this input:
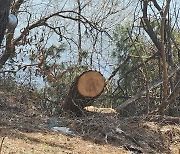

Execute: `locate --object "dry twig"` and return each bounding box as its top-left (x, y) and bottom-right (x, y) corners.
top-left (0, 137), bottom-right (5, 154)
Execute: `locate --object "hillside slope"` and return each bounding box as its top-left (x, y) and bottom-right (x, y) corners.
top-left (0, 89), bottom-right (179, 154)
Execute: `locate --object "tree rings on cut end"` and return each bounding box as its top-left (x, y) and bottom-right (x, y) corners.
top-left (77, 70), bottom-right (105, 98)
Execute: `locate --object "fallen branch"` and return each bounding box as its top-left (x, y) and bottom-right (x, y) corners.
top-left (0, 137), bottom-right (5, 154)
top-left (116, 68), bottom-right (179, 112)
top-left (0, 63), bottom-right (39, 73)
top-left (144, 115), bottom-right (180, 124)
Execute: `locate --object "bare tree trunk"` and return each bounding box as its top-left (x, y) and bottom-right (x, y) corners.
top-left (157, 0), bottom-right (171, 115)
top-left (0, 0), bottom-right (11, 46)
top-left (141, 0), bottom-right (177, 115)
top-left (77, 0), bottom-right (82, 65)
top-left (0, 0), bottom-right (25, 68)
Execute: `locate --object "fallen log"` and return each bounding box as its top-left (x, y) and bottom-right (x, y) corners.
top-left (116, 80), bottom-right (163, 112)
top-left (62, 70), bottom-right (105, 116)
top-left (116, 68), bottom-right (179, 113)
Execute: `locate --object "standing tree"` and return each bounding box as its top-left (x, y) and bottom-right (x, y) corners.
top-left (141, 0), bottom-right (179, 114)
top-left (114, 0), bottom-right (179, 116)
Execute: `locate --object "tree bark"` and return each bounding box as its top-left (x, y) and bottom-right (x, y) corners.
top-left (77, 0), bottom-right (82, 65)
top-left (0, 0), bottom-right (11, 46)
top-left (157, 0), bottom-right (171, 115)
top-left (141, 0), bottom-right (175, 115)
top-left (62, 70), bottom-right (105, 116)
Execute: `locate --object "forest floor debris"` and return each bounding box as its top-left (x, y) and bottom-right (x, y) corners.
top-left (0, 91), bottom-right (179, 154)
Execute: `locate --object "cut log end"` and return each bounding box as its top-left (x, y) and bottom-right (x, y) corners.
top-left (77, 70), bottom-right (105, 98)
top-left (63, 70), bottom-right (105, 116)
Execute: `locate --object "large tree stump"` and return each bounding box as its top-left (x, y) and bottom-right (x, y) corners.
top-left (63, 70), bottom-right (105, 116)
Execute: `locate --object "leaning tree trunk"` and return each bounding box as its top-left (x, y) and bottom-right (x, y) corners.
top-left (62, 70), bottom-right (105, 116)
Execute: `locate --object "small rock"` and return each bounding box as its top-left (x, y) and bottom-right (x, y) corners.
top-left (51, 127), bottom-right (74, 135)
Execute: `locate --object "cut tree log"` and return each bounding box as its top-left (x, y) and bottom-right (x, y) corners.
top-left (62, 70), bottom-right (105, 116)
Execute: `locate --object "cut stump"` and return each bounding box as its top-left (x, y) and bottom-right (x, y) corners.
top-left (62, 70), bottom-right (105, 116)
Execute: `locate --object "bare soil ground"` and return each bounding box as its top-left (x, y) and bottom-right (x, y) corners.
top-left (0, 91), bottom-right (179, 154)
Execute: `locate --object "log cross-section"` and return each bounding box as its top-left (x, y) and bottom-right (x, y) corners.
top-left (62, 70), bottom-right (105, 116)
top-left (77, 70), bottom-right (105, 98)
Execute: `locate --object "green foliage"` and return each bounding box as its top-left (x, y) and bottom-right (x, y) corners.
top-left (111, 22), bottom-right (158, 108)
top-left (44, 64), bottom-right (88, 101)
top-left (47, 44), bottom-right (66, 57)
top-left (113, 23), bottom-right (143, 94)
top-left (112, 22), bottom-right (132, 60)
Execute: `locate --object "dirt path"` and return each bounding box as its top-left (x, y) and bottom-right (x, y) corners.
top-left (0, 131), bottom-right (128, 154)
